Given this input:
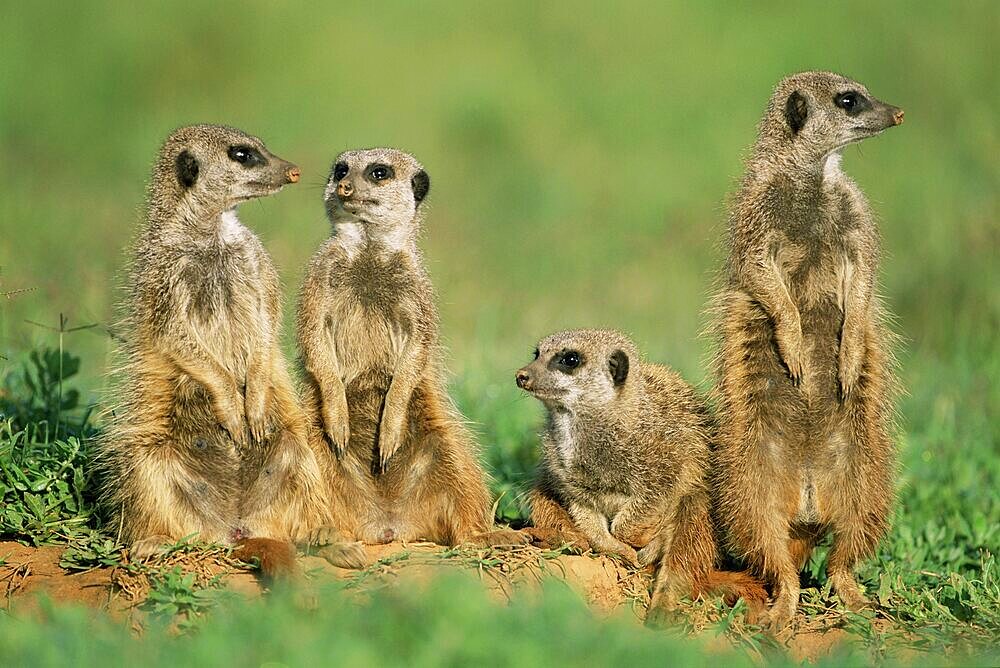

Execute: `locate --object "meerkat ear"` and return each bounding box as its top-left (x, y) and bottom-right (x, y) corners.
top-left (411, 170), bottom-right (430, 205)
top-left (784, 90), bottom-right (809, 135)
top-left (176, 150), bottom-right (199, 188)
top-left (609, 349), bottom-right (629, 387)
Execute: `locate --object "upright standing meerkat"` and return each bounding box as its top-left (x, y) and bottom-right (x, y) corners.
top-left (297, 148), bottom-right (522, 546)
top-left (711, 72), bottom-right (903, 628)
top-left (97, 124), bottom-right (362, 571)
top-left (517, 329), bottom-right (766, 620)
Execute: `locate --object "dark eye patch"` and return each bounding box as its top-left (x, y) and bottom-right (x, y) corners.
top-left (227, 145), bottom-right (266, 168)
top-left (833, 91), bottom-right (872, 116)
top-left (364, 163), bottom-right (395, 183)
top-left (333, 162), bottom-right (349, 181)
top-left (554, 349), bottom-right (583, 373)
top-left (533, 348), bottom-right (540, 361)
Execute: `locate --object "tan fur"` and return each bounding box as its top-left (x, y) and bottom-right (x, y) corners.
top-left (297, 148), bottom-right (523, 546)
top-left (231, 537), bottom-right (297, 580)
top-left (517, 329), bottom-right (766, 621)
top-left (710, 72), bottom-right (903, 629)
top-left (97, 125), bottom-right (364, 568)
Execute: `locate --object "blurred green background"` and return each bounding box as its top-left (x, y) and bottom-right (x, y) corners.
top-left (0, 1), bottom-right (997, 659)
top-left (1, 2), bottom-right (997, 501)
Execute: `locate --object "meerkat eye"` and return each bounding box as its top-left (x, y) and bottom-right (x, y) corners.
top-left (365, 164), bottom-right (395, 183)
top-left (333, 162), bottom-right (349, 181)
top-left (533, 348), bottom-right (540, 360)
top-left (227, 145), bottom-right (265, 167)
top-left (834, 91), bottom-right (868, 115)
top-left (559, 351), bottom-right (581, 371)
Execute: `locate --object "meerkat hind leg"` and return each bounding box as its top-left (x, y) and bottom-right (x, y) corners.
top-left (569, 502), bottom-right (638, 564)
top-left (467, 528), bottom-right (532, 548)
top-left (304, 525), bottom-right (368, 569)
top-left (130, 534), bottom-right (178, 560)
top-left (526, 481), bottom-right (593, 552)
top-left (825, 523), bottom-right (877, 611)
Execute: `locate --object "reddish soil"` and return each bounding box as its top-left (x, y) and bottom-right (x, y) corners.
top-left (0, 540), bottom-right (881, 662)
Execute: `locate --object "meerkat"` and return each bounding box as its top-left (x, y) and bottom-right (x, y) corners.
top-left (516, 329), bottom-right (766, 620)
top-left (97, 124), bottom-right (363, 573)
top-left (710, 72), bottom-right (903, 629)
top-left (296, 148), bottom-right (524, 547)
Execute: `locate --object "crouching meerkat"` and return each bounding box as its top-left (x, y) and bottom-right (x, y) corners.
top-left (297, 148), bottom-right (523, 546)
top-left (516, 329), bottom-right (766, 621)
top-left (711, 72), bottom-right (903, 629)
top-left (97, 124), bottom-right (363, 572)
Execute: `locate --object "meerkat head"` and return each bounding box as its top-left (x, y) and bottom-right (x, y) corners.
top-left (515, 329), bottom-right (640, 411)
top-left (155, 124), bottom-right (299, 212)
top-left (761, 71), bottom-right (904, 165)
top-left (324, 148), bottom-right (429, 234)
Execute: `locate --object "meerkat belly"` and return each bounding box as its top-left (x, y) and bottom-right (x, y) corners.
top-left (787, 426), bottom-right (854, 524)
top-left (154, 379), bottom-right (242, 532)
top-left (567, 464), bottom-right (631, 522)
top-left (791, 469), bottom-right (822, 524)
top-left (183, 248), bottom-right (270, 377)
top-left (330, 299), bottom-right (404, 383)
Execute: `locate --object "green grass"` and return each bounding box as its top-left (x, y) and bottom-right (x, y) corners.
top-left (0, 0), bottom-right (997, 664)
top-left (7, 574), bottom-right (993, 668)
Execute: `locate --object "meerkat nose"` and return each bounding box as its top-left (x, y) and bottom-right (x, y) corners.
top-left (286, 166), bottom-right (301, 183)
top-left (337, 181), bottom-right (354, 199)
top-left (892, 109), bottom-right (905, 126)
top-left (516, 370), bottom-right (531, 389)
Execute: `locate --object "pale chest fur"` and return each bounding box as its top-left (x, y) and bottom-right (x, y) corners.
top-left (171, 212), bottom-right (273, 375)
top-left (545, 414), bottom-right (632, 518)
top-left (771, 183), bottom-right (865, 313)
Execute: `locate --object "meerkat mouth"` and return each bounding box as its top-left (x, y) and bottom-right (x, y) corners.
top-left (527, 389), bottom-right (568, 401)
top-left (850, 125), bottom-right (886, 136)
top-left (235, 181), bottom-right (287, 201)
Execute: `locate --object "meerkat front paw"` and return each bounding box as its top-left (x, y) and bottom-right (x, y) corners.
top-left (211, 385), bottom-right (248, 448)
top-left (321, 394), bottom-right (350, 456)
top-left (777, 320), bottom-right (806, 386)
top-left (218, 406), bottom-right (248, 449)
top-left (244, 383), bottom-right (271, 445)
top-left (376, 419), bottom-right (405, 473)
top-left (837, 342), bottom-right (863, 401)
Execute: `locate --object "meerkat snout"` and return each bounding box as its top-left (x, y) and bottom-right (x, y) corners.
top-left (336, 180), bottom-right (354, 199)
top-left (286, 165), bottom-right (301, 183)
top-left (515, 369), bottom-right (532, 390)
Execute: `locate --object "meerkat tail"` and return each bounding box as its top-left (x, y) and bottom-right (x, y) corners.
top-left (696, 569), bottom-right (768, 616)
top-left (232, 538), bottom-right (298, 580)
